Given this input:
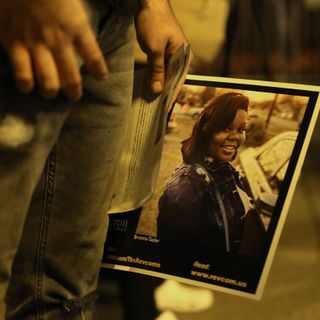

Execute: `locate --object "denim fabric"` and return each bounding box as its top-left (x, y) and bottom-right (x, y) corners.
top-left (0, 4), bottom-right (135, 319)
top-left (157, 161), bottom-right (246, 256)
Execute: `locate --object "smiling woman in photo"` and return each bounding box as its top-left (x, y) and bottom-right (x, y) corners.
top-left (157, 92), bottom-right (251, 258)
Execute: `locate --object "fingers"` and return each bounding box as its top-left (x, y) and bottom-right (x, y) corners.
top-left (52, 41), bottom-right (82, 102)
top-left (74, 28), bottom-right (108, 80)
top-left (148, 51), bottom-right (165, 95)
top-left (8, 39), bottom-right (82, 102)
top-left (5, 28), bottom-right (106, 102)
top-left (7, 42), bottom-right (34, 93)
top-left (32, 43), bottom-right (60, 99)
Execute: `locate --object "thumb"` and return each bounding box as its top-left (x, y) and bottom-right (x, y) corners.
top-left (148, 51), bottom-right (165, 94)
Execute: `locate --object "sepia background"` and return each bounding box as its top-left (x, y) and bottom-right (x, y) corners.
top-left (98, 1), bottom-right (320, 319)
top-left (136, 85), bottom-right (310, 237)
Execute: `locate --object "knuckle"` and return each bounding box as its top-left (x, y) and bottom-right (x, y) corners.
top-left (152, 64), bottom-right (165, 73)
top-left (49, 29), bottom-right (69, 50)
top-left (146, 41), bottom-right (162, 53)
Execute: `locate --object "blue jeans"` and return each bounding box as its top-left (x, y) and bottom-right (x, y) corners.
top-left (0, 3), bottom-right (135, 319)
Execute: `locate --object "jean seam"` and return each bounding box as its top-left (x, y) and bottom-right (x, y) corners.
top-left (34, 147), bottom-right (56, 320)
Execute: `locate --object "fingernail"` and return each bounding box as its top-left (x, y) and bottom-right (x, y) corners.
top-left (152, 81), bottom-right (163, 94)
top-left (41, 90), bottom-right (58, 100)
top-left (94, 62), bottom-right (108, 81)
top-left (64, 86), bottom-right (83, 103)
top-left (16, 79), bottom-right (34, 93)
top-left (97, 69), bottom-right (108, 81)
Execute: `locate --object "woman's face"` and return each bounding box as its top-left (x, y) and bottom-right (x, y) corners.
top-left (209, 109), bottom-right (248, 162)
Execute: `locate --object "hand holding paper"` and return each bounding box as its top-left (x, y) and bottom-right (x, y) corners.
top-left (136, 0), bottom-right (190, 94)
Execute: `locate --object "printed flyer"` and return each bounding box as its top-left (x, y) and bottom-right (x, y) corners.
top-left (102, 76), bottom-right (320, 300)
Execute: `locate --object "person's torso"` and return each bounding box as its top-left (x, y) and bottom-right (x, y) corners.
top-left (168, 162), bottom-right (248, 254)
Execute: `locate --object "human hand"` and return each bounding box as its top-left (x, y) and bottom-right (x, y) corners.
top-left (135, 0), bottom-right (190, 94)
top-left (0, 0), bottom-right (108, 102)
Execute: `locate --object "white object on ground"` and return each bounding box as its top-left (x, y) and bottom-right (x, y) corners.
top-left (0, 115), bottom-right (34, 148)
top-left (155, 310), bottom-right (179, 320)
top-left (154, 280), bottom-right (214, 313)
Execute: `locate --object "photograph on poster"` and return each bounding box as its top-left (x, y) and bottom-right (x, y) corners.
top-left (103, 76), bottom-right (320, 299)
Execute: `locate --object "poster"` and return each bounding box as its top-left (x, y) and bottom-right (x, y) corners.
top-left (102, 76), bottom-right (320, 300)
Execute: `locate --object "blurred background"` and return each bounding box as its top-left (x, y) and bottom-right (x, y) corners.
top-left (97, 1), bottom-right (320, 319)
